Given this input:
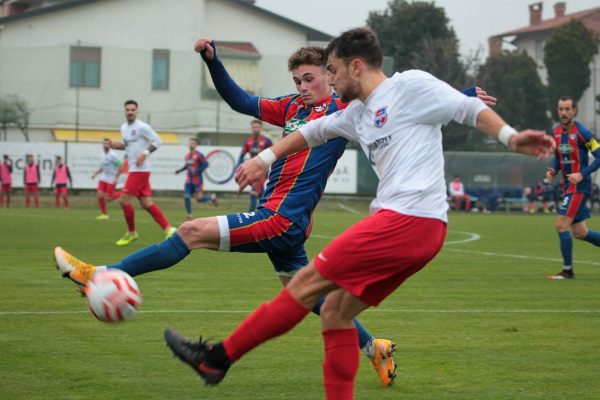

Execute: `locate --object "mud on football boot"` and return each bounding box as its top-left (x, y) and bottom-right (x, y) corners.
top-left (164, 328), bottom-right (230, 385)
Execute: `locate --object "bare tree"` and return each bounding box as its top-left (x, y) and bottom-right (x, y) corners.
top-left (0, 95), bottom-right (30, 141)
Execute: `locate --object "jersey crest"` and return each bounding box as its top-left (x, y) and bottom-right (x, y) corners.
top-left (374, 107), bottom-right (388, 128)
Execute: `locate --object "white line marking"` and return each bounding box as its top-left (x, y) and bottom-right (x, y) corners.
top-left (337, 203), bottom-right (360, 214)
top-left (1, 308), bottom-right (598, 316)
top-left (444, 231), bottom-right (481, 245)
top-left (444, 247), bottom-right (600, 266)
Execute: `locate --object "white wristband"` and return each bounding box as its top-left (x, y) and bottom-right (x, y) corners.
top-left (498, 125), bottom-right (517, 149)
top-left (257, 148), bottom-right (277, 168)
top-left (142, 149), bottom-right (151, 156)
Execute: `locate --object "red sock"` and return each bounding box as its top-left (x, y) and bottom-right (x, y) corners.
top-left (322, 329), bottom-right (359, 400)
top-left (121, 203), bottom-right (135, 231)
top-left (0, 193), bottom-right (3, 207)
top-left (34, 194), bottom-right (39, 207)
top-left (64, 195), bottom-right (69, 208)
top-left (145, 203), bottom-right (170, 230)
top-left (223, 288), bottom-right (310, 361)
top-left (98, 197), bottom-right (107, 214)
top-left (6, 193), bottom-right (9, 207)
top-left (55, 194), bottom-right (60, 208)
top-left (25, 193), bottom-right (30, 208)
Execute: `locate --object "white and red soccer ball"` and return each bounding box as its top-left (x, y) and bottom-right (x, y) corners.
top-left (85, 270), bottom-right (142, 323)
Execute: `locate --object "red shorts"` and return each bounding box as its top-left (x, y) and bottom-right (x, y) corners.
top-left (122, 172), bottom-right (152, 198)
top-left (54, 185), bottom-right (68, 195)
top-left (97, 180), bottom-right (117, 197)
top-left (314, 209), bottom-right (447, 306)
top-left (25, 184), bottom-right (39, 193)
top-left (1, 183), bottom-right (11, 192)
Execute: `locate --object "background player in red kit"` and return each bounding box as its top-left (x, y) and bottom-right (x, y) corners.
top-left (0, 155), bottom-right (13, 207)
top-left (237, 120), bottom-right (272, 211)
top-left (50, 156), bottom-right (72, 209)
top-left (23, 154), bottom-right (40, 208)
top-left (161, 28), bottom-right (555, 399)
top-left (175, 137), bottom-right (217, 220)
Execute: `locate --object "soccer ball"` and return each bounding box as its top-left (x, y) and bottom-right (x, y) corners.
top-left (85, 270), bottom-right (142, 323)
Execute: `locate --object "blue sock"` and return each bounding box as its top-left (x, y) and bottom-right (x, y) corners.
top-left (311, 297), bottom-right (373, 349)
top-left (583, 229), bottom-right (600, 247)
top-left (184, 197), bottom-right (192, 214)
top-left (108, 233), bottom-right (190, 277)
top-left (249, 194), bottom-right (258, 212)
top-left (558, 231), bottom-right (573, 268)
top-left (196, 195), bottom-right (210, 203)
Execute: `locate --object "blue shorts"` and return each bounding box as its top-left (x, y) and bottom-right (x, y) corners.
top-left (216, 208), bottom-right (308, 276)
top-left (184, 182), bottom-right (203, 196)
top-left (559, 192), bottom-right (590, 222)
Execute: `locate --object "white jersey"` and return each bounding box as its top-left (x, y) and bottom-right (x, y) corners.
top-left (300, 70), bottom-right (487, 223)
top-left (120, 119), bottom-right (162, 173)
top-left (100, 150), bottom-right (121, 184)
top-left (448, 181), bottom-right (465, 196)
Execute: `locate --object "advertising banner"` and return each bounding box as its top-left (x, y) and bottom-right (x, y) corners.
top-left (1, 142), bottom-right (357, 194)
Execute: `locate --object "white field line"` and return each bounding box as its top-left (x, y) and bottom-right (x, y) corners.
top-left (1, 308), bottom-right (599, 316)
top-left (337, 203), bottom-right (360, 214)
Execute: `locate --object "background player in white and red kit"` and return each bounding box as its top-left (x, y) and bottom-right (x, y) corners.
top-left (0, 155), bottom-right (13, 207)
top-left (50, 156), bottom-right (72, 209)
top-left (237, 120), bottom-right (272, 211)
top-left (91, 138), bottom-right (122, 219)
top-left (109, 100), bottom-right (176, 246)
top-left (163, 28), bottom-right (555, 399)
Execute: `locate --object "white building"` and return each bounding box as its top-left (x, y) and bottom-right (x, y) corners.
top-left (0, 0), bottom-right (331, 144)
top-left (488, 2), bottom-right (600, 133)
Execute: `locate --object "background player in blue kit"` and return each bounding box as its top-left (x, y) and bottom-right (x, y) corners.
top-left (237, 120), bottom-right (272, 211)
top-left (546, 96), bottom-right (600, 279)
top-left (175, 138), bottom-right (217, 220)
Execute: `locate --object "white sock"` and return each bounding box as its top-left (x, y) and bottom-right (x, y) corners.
top-left (361, 338), bottom-right (375, 359)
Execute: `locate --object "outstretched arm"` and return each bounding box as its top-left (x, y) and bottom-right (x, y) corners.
top-left (475, 108), bottom-right (555, 159)
top-left (194, 38), bottom-right (260, 118)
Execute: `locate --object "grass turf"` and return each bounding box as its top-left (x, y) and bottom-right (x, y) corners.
top-left (0, 196), bottom-right (599, 399)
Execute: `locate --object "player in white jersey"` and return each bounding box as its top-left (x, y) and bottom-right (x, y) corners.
top-left (108, 100), bottom-right (176, 246)
top-left (163, 28), bottom-right (556, 398)
top-left (91, 138), bottom-right (122, 219)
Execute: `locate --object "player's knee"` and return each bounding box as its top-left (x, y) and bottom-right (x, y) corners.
top-left (572, 229), bottom-right (587, 240)
top-left (555, 221), bottom-right (569, 232)
top-left (320, 298), bottom-right (353, 326)
top-left (177, 219), bottom-right (207, 242)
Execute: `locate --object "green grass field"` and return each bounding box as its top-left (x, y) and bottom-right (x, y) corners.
top-left (1, 196), bottom-right (599, 399)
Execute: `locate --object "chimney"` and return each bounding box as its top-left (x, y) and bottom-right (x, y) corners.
top-left (488, 36), bottom-right (503, 57)
top-left (529, 2), bottom-right (543, 25)
top-left (554, 2), bottom-right (566, 18)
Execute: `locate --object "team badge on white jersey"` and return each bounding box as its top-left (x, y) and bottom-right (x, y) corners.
top-left (374, 107), bottom-right (388, 128)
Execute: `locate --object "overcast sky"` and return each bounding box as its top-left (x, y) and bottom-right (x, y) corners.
top-left (255, 0), bottom-right (599, 57)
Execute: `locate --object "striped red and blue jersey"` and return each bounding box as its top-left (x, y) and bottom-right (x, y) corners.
top-left (257, 94), bottom-right (348, 235)
top-left (551, 121), bottom-right (600, 195)
top-left (179, 150), bottom-right (209, 185)
top-left (238, 134), bottom-right (273, 165)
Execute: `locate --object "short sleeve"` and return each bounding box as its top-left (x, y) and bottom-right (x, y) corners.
top-left (299, 106), bottom-right (357, 147)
